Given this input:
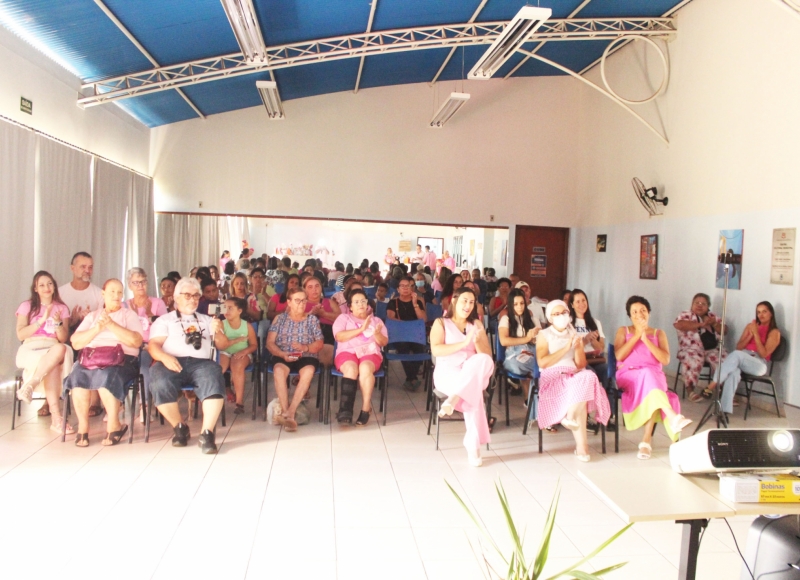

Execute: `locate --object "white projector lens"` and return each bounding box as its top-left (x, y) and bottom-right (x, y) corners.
top-left (771, 430), bottom-right (793, 452)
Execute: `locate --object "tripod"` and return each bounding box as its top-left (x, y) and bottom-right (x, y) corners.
top-left (693, 262), bottom-right (730, 433)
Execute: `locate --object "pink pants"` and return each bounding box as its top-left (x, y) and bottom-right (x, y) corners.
top-left (434, 353), bottom-right (494, 451)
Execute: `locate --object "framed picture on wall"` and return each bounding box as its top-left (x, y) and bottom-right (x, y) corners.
top-left (596, 235), bottom-right (607, 252)
top-left (639, 234), bottom-right (658, 279)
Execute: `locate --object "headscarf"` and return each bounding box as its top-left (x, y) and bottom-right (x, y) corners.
top-left (545, 300), bottom-right (570, 324)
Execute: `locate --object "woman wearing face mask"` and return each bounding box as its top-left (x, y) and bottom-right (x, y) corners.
top-left (536, 300), bottom-right (610, 462)
top-left (431, 287), bottom-right (494, 467)
top-left (614, 296), bottom-right (691, 460)
top-left (498, 289), bottom-right (540, 401)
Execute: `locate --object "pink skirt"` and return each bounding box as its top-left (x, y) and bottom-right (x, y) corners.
top-left (537, 366), bottom-right (611, 429)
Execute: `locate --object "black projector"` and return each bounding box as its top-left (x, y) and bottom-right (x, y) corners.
top-left (670, 429), bottom-right (800, 474)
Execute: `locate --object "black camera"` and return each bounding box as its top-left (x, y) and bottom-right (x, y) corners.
top-left (184, 330), bottom-right (203, 350)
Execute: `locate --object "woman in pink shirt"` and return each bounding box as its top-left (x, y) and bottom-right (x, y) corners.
top-left (333, 289), bottom-right (388, 425)
top-left (303, 276), bottom-right (341, 366)
top-left (442, 250), bottom-right (456, 271)
top-left (267, 274), bottom-right (300, 321)
top-left (15, 271), bottom-right (74, 432)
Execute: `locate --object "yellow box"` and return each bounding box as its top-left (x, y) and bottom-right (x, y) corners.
top-left (719, 473), bottom-right (800, 503)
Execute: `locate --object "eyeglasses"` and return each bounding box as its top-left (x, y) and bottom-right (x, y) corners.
top-left (291, 298), bottom-right (308, 304)
top-left (351, 300), bottom-right (369, 306)
top-left (398, 284), bottom-right (412, 289)
top-left (131, 280), bottom-right (148, 287)
top-left (180, 293), bottom-right (202, 301)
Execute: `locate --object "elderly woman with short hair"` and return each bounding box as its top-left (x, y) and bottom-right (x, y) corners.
top-left (65, 279), bottom-right (144, 447)
top-left (125, 267), bottom-right (167, 421)
top-left (674, 293), bottom-right (726, 402)
top-left (15, 271), bottom-right (74, 432)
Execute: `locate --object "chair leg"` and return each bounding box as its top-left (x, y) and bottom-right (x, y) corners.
top-left (221, 402), bottom-right (226, 427)
top-left (601, 424), bottom-right (606, 454)
top-left (771, 380), bottom-right (781, 418)
top-left (145, 393), bottom-right (152, 443)
top-left (128, 378), bottom-right (139, 444)
top-left (743, 380), bottom-right (751, 420)
top-left (252, 370), bottom-right (258, 420)
top-left (538, 424), bottom-right (543, 453)
top-left (427, 394), bottom-right (435, 436)
top-left (383, 376), bottom-right (389, 426)
top-left (435, 398), bottom-right (441, 450)
top-left (61, 391), bottom-right (70, 443)
top-left (614, 393), bottom-right (620, 454)
top-left (504, 375), bottom-right (510, 427)
top-left (522, 385), bottom-right (536, 435)
top-left (11, 376), bottom-right (22, 430)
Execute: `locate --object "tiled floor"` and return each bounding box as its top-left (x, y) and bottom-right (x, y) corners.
top-left (0, 368), bottom-right (796, 580)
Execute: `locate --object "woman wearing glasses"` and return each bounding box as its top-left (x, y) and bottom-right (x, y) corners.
top-left (333, 289), bottom-right (388, 425)
top-left (125, 268), bottom-right (167, 421)
top-left (266, 286), bottom-right (324, 431)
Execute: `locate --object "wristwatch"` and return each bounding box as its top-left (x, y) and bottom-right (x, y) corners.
top-left (53, 321), bottom-right (63, 327)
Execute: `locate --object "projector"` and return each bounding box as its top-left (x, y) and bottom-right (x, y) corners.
top-left (670, 429), bottom-right (800, 474)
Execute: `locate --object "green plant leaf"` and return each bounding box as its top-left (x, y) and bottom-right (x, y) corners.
top-left (545, 523), bottom-right (632, 579)
top-left (445, 480), bottom-right (505, 562)
top-left (565, 570), bottom-right (605, 580)
top-left (533, 486), bottom-right (560, 578)
top-left (496, 481), bottom-right (528, 575)
top-left (591, 562), bottom-right (628, 576)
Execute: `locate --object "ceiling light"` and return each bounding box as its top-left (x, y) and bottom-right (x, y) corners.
top-left (220, 0), bottom-right (267, 62)
top-left (429, 92), bottom-right (470, 128)
top-left (256, 81), bottom-right (284, 119)
top-left (468, 6), bottom-right (552, 80)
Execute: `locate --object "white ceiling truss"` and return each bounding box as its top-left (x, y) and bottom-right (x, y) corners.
top-left (78, 17), bottom-right (676, 108)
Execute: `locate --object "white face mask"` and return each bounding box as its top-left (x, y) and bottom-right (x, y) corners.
top-left (551, 313), bottom-right (570, 330)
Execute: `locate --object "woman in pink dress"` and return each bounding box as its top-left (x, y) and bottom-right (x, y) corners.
top-left (536, 300), bottom-right (610, 462)
top-left (431, 287), bottom-right (494, 467)
top-left (614, 295), bottom-right (692, 460)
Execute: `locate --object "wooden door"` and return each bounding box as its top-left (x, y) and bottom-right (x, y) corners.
top-left (513, 225), bottom-right (569, 301)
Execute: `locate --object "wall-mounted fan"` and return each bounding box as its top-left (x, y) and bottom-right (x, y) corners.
top-left (632, 177), bottom-right (668, 216)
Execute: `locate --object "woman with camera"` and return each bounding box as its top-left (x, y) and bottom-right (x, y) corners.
top-left (674, 293), bottom-right (726, 402)
top-left (217, 297), bottom-right (257, 414)
top-left (266, 286), bottom-right (324, 432)
top-left (64, 279), bottom-right (143, 447)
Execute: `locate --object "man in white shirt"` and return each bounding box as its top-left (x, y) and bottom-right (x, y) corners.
top-left (58, 252), bottom-right (103, 332)
top-left (411, 244), bottom-right (424, 265)
top-left (148, 278), bottom-right (226, 454)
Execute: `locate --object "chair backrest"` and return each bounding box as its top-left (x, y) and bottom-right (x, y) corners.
top-left (385, 318), bottom-right (427, 346)
top-left (494, 330), bottom-right (506, 363)
top-left (426, 302), bottom-right (443, 323)
top-left (365, 286), bottom-right (377, 299)
top-left (606, 343), bottom-right (617, 378)
top-left (376, 301), bottom-right (388, 322)
top-left (323, 289), bottom-right (336, 298)
top-left (274, 283), bottom-right (285, 295)
top-left (771, 335), bottom-right (788, 363)
top-left (434, 290), bottom-right (442, 304)
top-left (327, 279), bottom-right (337, 289)
top-left (532, 352), bottom-right (540, 380)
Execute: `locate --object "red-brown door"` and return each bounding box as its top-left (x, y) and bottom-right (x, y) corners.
top-left (513, 225), bottom-right (569, 301)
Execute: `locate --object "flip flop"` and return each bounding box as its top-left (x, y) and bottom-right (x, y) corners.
top-left (75, 433), bottom-right (89, 447)
top-left (488, 416), bottom-right (496, 433)
top-left (88, 405), bottom-right (103, 417)
top-left (102, 424), bottom-right (129, 446)
top-left (688, 392), bottom-right (704, 403)
top-left (637, 442), bottom-right (652, 460)
top-left (38, 402), bottom-right (51, 417)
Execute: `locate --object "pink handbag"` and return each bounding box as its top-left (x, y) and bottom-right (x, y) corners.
top-left (79, 344), bottom-right (125, 370)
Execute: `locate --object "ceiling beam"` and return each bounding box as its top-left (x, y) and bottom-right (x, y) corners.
top-left (429, 0), bottom-right (488, 86)
top-left (91, 0), bottom-right (205, 119)
top-left (78, 18), bottom-right (676, 108)
top-left (354, 0), bottom-right (379, 93)
top-left (503, 0), bottom-right (592, 80)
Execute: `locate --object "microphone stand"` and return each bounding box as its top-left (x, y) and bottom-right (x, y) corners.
top-left (693, 261), bottom-right (730, 433)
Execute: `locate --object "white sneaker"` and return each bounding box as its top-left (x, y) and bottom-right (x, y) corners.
top-left (16, 382), bottom-right (34, 404)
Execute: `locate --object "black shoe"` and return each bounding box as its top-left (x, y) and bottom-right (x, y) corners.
top-left (172, 423), bottom-right (189, 447)
top-left (607, 418), bottom-right (617, 432)
top-left (587, 420), bottom-right (600, 435)
top-left (198, 429), bottom-right (217, 454)
top-left (355, 411), bottom-right (370, 426)
top-left (337, 410), bottom-right (353, 424)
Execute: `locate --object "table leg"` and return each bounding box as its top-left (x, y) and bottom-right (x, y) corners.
top-left (676, 519), bottom-right (708, 580)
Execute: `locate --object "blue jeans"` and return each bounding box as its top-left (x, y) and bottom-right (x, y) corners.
top-left (716, 350), bottom-right (767, 414)
top-left (503, 353), bottom-right (537, 418)
top-left (150, 357), bottom-right (225, 406)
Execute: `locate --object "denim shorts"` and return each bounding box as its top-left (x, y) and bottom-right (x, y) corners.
top-left (149, 357), bottom-right (225, 406)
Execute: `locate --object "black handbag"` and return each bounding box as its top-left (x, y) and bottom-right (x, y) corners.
top-left (699, 328), bottom-right (718, 351)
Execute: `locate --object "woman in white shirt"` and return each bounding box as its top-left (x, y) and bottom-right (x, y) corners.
top-left (569, 289), bottom-right (607, 380)
top-left (498, 289), bottom-right (540, 401)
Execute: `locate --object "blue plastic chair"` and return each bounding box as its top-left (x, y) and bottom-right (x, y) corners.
top-left (375, 301), bottom-right (388, 322)
top-left (383, 318), bottom-right (431, 426)
top-left (323, 289), bottom-right (336, 298)
top-left (364, 286), bottom-right (377, 299)
top-left (327, 344), bottom-right (386, 425)
top-left (274, 283), bottom-right (285, 295)
top-left (491, 332), bottom-right (532, 427)
top-left (425, 302), bottom-right (443, 323)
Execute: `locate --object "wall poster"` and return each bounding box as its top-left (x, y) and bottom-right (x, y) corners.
top-left (716, 229), bottom-right (743, 290)
top-left (531, 255), bottom-right (547, 277)
top-left (639, 234), bottom-right (658, 280)
top-left (596, 235), bottom-right (607, 252)
top-left (771, 228), bottom-right (795, 285)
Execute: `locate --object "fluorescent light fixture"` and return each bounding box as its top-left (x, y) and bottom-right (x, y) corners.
top-left (220, 0), bottom-right (267, 62)
top-left (468, 6), bottom-right (552, 80)
top-left (256, 81), bottom-right (284, 119)
top-left (429, 92), bottom-right (470, 128)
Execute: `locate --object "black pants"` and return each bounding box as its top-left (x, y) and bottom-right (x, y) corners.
top-left (393, 342), bottom-right (425, 381)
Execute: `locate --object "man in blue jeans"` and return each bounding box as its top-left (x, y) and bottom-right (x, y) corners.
top-left (148, 277), bottom-right (226, 454)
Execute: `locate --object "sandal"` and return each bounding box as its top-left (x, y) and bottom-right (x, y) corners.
top-left (51, 420), bottom-right (74, 435)
top-left (438, 398), bottom-right (455, 418)
top-left (669, 414), bottom-right (693, 434)
top-left (700, 388), bottom-right (714, 400)
top-left (102, 424), bottom-right (128, 446)
top-left (545, 426), bottom-right (558, 433)
top-left (355, 411), bottom-right (370, 426)
top-left (234, 404), bottom-right (245, 415)
top-left (75, 433), bottom-right (89, 447)
top-left (574, 449), bottom-right (591, 462)
top-left (561, 418), bottom-right (580, 431)
top-left (16, 382), bottom-right (35, 404)
top-left (488, 416), bottom-right (496, 433)
top-left (688, 391), bottom-right (704, 403)
top-left (38, 401), bottom-right (51, 417)
top-left (637, 442), bottom-right (652, 460)
top-left (88, 405), bottom-right (103, 417)
top-left (226, 388), bottom-right (236, 403)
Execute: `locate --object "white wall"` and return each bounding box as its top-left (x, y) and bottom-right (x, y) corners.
top-left (0, 26), bottom-right (150, 174)
top-left (150, 76), bottom-right (583, 229)
top-left (568, 0), bottom-right (800, 406)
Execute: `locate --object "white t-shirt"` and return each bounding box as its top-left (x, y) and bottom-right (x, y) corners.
top-left (574, 318), bottom-right (605, 354)
top-left (149, 310), bottom-right (215, 359)
top-left (499, 313), bottom-right (542, 337)
top-left (528, 298), bottom-right (548, 326)
top-left (58, 282), bottom-right (103, 314)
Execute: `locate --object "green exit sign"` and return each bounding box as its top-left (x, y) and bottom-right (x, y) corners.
top-left (20, 97), bottom-right (32, 115)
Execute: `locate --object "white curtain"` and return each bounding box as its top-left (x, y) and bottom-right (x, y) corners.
top-left (126, 173), bottom-right (156, 295)
top-left (0, 121), bottom-right (36, 376)
top-left (91, 159), bottom-right (131, 285)
top-left (35, 136), bottom-right (93, 284)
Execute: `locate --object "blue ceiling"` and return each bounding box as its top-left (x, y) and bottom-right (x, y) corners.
top-left (0, 0), bottom-right (688, 127)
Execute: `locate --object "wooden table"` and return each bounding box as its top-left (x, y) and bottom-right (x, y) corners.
top-left (579, 467), bottom-right (800, 580)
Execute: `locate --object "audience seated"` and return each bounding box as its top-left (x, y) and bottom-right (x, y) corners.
top-left (387, 275), bottom-right (426, 391)
top-left (64, 279), bottom-right (143, 447)
top-left (15, 271), bottom-right (74, 433)
top-left (439, 273), bottom-right (463, 311)
top-left (197, 277), bottom-right (222, 316)
top-left (703, 301), bottom-right (780, 414)
top-left (569, 289), bottom-right (607, 380)
top-left (614, 295), bottom-right (691, 460)
top-left (536, 300), bottom-right (610, 462)
top-left (160, 277), bottom-right (176, 312)
top-left (333, 289), bottom-right (388, 425)
top-left (414, 271), bottom-right (433, 304)
top-left (303, 276), bottom-right (340, 367)
top-left (431, 266), bottom-right (451, 297)
top-left (247, 267), bottom-right (269, 323)
top-left (498, 289), bottom-right (540, 401)
top-left (431, 287), bottom-right (494, 467)
top-left (266, 286), bottom-right (324, 431)
top-left (147, 278), bottom-right (226, 454)
top-left (387, 266), bottom-right (404, 291)
top-left (442, 250), bottom-right (455, 271)
top-left (488, 278), bottom-right (512, 318)
top-left (267, 274), bottom-right (300, 321)
top-left (229, 272), bottom-right (249, 303)
top-left (375, 283), bottom-right (390, 303)
top-left (217, 298), bottom-right (257, 414)
top-left (674, 293), bottom-right (726, 402)
top-left (462, 281), bottom-right (485, 320)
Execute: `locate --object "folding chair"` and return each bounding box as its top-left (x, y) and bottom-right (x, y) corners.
top-left (672, 360), bottom-right (712, 399)
top-left (488, 332), bottom-right (531, 427)
top-left (739, 336), bottom-right (787, 419)
top-left (604, 343), bottom-right (621, 454)
top-left (375, 301), bottom-right (388, 322)
top-left (383, 318), bottom-right (431, 426)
